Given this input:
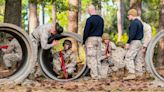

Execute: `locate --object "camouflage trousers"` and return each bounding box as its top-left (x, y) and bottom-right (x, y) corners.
top-left (53, 60), bottom-right (76, 75)
top-left (101, 58), bottom-right (125, 78)
top-left (30, 35), bottom-right (42, 78)
top-left (101, 59), bottom-right (113, 78)
top-left (124, 40), bottom-right (142, 74)
top-left (136, 47), bottom-right (150, 73)
top-left (111, 54), bottom-right (126, 72)
top-left (135, 47), bottom-right (145, 73)
top-left (3, 53), bottom-right (21, 68)
top-left (111, 59), bottom-right (125, 72)
top-left (85, 37), bottom-right (102, 79)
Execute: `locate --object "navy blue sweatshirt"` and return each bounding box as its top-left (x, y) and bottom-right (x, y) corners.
top-left (127, 19), bottom-right (143, 44)
top-left (83, 15), bottom-right (104, 44)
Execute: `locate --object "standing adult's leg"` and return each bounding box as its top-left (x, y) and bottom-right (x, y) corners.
top-left (85, 37), bottom-right (101, 79)
top-left (124, 41), bottom-right (142, 80)
top-left (135, 48), bottom-right (145, 76)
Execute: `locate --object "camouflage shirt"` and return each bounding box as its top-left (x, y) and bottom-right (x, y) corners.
top-left (4, 38), bottom-right (22, 56)
top-left (142, 22), bottom-right (152, 47)
top-left (31, 23), bottom-right (54, 50)
top-left (53, 49), bottom-right (77, 71)
top-left (100, 41), bottom-right (117, 60)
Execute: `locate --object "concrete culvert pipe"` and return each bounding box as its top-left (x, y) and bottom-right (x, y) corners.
top-left (0, 23), bottom-right (34, 85)
top-left (39, 32), bottom-right (89, 81)
top-left (146, 30), bottom-right (164, 82)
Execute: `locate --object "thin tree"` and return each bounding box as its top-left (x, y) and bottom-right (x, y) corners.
top-left (68, 0), bottom-right (79, 52)
top-left (92, 0), bottom-right (101, 15)
top-left (52, 0), bottom-right (57, 25)
top-left (117, 0), bottom-right (124, 42)
top-left (78, 0), bottom-right (81, 22)
top-left (41, 2), bottom-right (45, 24)
top-left (28, 0), bottom-right (39, 34)
top-left (157, 0), bottom-right (164, 67)
top-left (130, 0), bottom-right (142, 16)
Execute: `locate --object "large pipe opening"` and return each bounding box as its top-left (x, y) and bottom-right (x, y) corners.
top-left (0, 23), bottom-right (34, 84)
top-left (39, 32), bottom-right (88, 81)
top-left (146, 30), bottom-right (164, 82)
top-left (0, 23), bottom-right (88, 84)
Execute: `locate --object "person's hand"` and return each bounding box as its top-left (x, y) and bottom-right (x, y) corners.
top-left (106, 54), bottom-right (110, 58)
top-left (1, 48), bottom-right (6, 53)
top-left (142, 47), bottom-right (147, 55)
top-left (125, 44), bottom-right (130, 50)
top-left (82, 45), bottom-right (86, 48)
top-left (52, 40), bottom-right (59, 46)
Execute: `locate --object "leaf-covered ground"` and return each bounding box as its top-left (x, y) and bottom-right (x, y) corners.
top-left (1, 76), bottom-right (164, 92)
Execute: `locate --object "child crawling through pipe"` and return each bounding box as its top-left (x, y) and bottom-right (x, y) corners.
top-left (51, 39), bottom-right (78, 79)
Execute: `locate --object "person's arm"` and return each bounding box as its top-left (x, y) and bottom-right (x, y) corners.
top-left (83, 19), bottom-right (92, 44)
top-left (143, 23), bottom-right (152, 47)
top-left (4, 39), bottom-right (16, 53)
top-left (127, 22), bottom-right (138, 44)
top-left (40, 32), bottom-right (54, 50)
top-left (66, 53), bottom-right (77, 68)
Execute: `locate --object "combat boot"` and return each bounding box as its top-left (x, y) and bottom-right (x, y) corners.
top-left (136, 72), bottom-right (143, 77)
top-left (57, 71), bottom-right (65, 79)
top-left (118, 68), bottom-right (125, 77)
top-left (112, 71), bottom-right (118, 80)
top-left (123, 73), bottom-right (136, 80)
top-left (144, 72), bottom-right (154, 79)
top-left (123, 68), bottom-right (128, 77)
top-left (108, 60), bottom-right (114, 67)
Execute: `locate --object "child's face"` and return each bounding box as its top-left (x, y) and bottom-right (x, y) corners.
top-left (64, 44), bottom-right (70, 50)
top-left (104, 39), bottom-right (110, 44)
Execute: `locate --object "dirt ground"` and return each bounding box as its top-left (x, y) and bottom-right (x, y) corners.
top-left (0, 76), bottom-right (164, 92)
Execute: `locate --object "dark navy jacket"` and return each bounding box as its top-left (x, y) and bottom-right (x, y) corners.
top-left (127, 19), bottom-right (143, 44)
top-left (83, 15), bottom-right (104, 44)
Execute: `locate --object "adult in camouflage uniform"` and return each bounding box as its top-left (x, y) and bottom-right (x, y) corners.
top-left (135, 16), bottom-right (152, 76)
top-left (2, 37), bottom-right (22, 69)
top-left (30, 23), bottom-right (62, 62)
top-left (83, 5), bottom-right (104, 79)
top-left (52, 40), bottom-right (77, 78)
top-left (100, 33), bottom-right (116, 78)
top-left (123, 9), bottom-right (144, 80)
top-left (30, 23), bottom-right (62, 77)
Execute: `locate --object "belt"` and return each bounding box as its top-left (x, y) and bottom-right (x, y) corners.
top-left (31, 33), bottom-right (37, 40)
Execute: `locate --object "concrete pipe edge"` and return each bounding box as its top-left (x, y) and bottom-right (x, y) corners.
top-left (146, 30), bottom-right (164, 82)
top-left (39, 32), bottom-right (89, 82)
top-left (0, 23), bottom-right (34, 85)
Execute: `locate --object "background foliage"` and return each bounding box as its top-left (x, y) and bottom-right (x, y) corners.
top-left (0, 0), bottom-right (160, 44)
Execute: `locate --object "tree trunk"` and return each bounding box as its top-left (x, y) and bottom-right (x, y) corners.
top-left (117, 0), bottom-right (124, 42)
top-left (42, 3), bottom-right (45, 24)
top-left (92, 0), bottom-right (101, 15)
top-left (78, 0), bottom-right (81, 22)
top-left (4, 0), bottom-right (22, 27)
top-left (68, 0), bottom-right (79, 52)
top-left (130, 0), bottom-right (142, 16)
top-left (157, 0), bottom-right (164, 67)
top-left (52, 2), bottom-right (57, 25)
top-left (97, 0), bottom-right (101, 15)
top-left (28, 0), bottom-right (39, 34)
